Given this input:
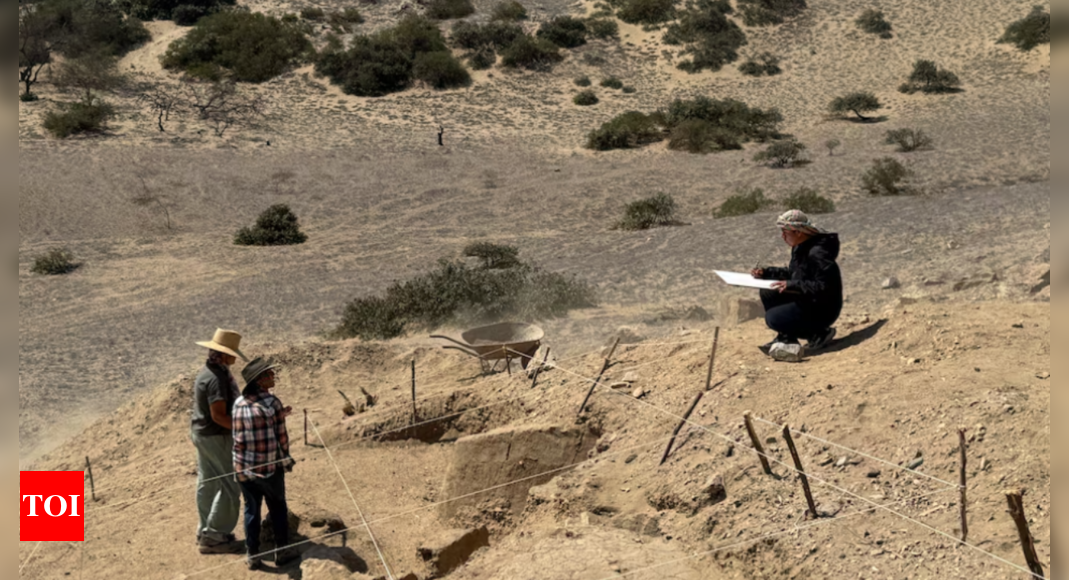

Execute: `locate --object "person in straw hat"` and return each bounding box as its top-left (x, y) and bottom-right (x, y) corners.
top-left (751, 210), bottom-right (843, 362)
top-left (191, 329), bottom-right (247, 554)
top-left (233, 357), bottom-right (297, 570)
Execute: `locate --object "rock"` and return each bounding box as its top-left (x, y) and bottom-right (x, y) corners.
top-left (622, 372), bottom-right (638, 383)
top-left (632, 387), bottom-right (646, 399)
top-left (1036, 372), bottom-right (1050, 380)
top-left (301, 546), bottom-right (368, 574)
top-left (418, 527), bottom-right (491, 577)
top-left (646, 475), bottom-right (727, 516)
top-left (609, 382), bottom-right (630, 390)
top-left (769, 342), bottom-right (804, 363)
top-left (720, 297), bottom-right (765, 325)
top-left (262, 510), bottom-right (301, 547)
top-left (881, 277), bottom-right (901, 290)
top-left (611, 514), bottom-right (662, 537)
top-left (906, 457), bottom-right (924, 471)
top-left (867, 470), bottom-right (882, 479)
top-left (835, 457), bottom-right (848, 468)
top-left (301, 558), bottom-right (356, 580)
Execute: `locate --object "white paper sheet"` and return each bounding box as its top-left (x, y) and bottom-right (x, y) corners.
top-left (714, 271), bottom-right (778, 290)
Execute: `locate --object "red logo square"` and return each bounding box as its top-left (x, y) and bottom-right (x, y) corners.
top-left (20, 472), bottom-right (85, 542)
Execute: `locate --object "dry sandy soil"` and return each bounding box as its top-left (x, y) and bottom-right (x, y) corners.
top-left (19, 0), bottom-right (1048, 578)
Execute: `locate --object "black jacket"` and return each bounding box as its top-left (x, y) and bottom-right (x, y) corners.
top-left (760, 234), bottom-right (843, 309)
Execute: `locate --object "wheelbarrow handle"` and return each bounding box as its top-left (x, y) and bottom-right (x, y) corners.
top-left (440, 345), bottom-right (482, 358)
top-left (431, 335), bottom-right (473, 349)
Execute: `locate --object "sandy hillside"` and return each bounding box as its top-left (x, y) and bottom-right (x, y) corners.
top-left (20, 299), bottom-right (1049, 580)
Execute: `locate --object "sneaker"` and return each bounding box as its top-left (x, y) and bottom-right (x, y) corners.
top-left (808, 328), bottom-right (837, 351)
top-left (246, 555), bottom-right (264, 571)
top-left (769, 341), bottom-right (805, 363)
top-left (198, 537), bottom-right (245, 555)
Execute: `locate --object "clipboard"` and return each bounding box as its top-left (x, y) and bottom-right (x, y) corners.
top-left (714, 271), bottom-right (779, 290)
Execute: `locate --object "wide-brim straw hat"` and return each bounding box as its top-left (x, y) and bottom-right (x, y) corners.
top-left (196, 329), bottom-right (247, 361)
top-left (242, 357), bottom-right (278, 386)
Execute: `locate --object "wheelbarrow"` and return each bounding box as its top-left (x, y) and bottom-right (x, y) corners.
top-left (431, 322), bottom-right (545, 375)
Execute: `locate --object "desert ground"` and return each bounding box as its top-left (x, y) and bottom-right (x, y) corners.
top-left (20, 0), bottom-right (1048, 578)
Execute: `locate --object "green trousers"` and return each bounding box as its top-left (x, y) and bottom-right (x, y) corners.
top-left (192, 431), bottom-right (240, 540)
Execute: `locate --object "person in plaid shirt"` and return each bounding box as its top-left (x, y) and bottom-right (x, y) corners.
top-left (233, 357), bottom-right (298, 570)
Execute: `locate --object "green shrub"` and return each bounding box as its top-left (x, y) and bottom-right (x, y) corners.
top-left (824, 138), bottom-right (841, 156)
top-left (664, 0), bottom-right (747, 73)
top-left (999, 6), bottom-right (1049, 51)
top-left (667, 119), bottom-right (740, 153)
top-left (715, 188), bottom-right (776, 218)
top-left (463, 242), bottom-right (521, 269)
top-left (617, 0), bottom-right (677, 25)
top-left (234, 204), bottom-right (308, 246)
top-left (586, 18), bottom-right (620, 39)
top-left (899, 60), bottom-right (961, 94)
top-left (753, 139), bottom-right (807, 167)
top-left (468, 46), bottom-right (497, 69)
top-left (162, 11), bottom-right (312, 83)
top-left (317, 15), bottom-right (459, 96)
top-left (862, 158), bottom-right (915, 196)
top-left (600, 77), bottom-right (624, 89)
top-left (451, 21), bottom-right (523, 50)
top-left (300, 7), bottom-right (326, 21)
top-left (856, 8), bottom-right (892, 38)
top-left (37, 0), bottom-right (151, 57)
top-left (123, 0), bottom-right (236, 22)
top-left (829, 92), bottom-right (881, 121)
top-left (334, 253), bottom-right (595, 341)
top-left (663, 97), bottom-right (783, 142)
top-left (537, 16), bottom-right (588, 48)
top-left (781, 187), bottom-right (835, 214)
top-left (737, 0), bottom-right (807, 27)
top-left (500, 35), bottom-right (564, 70)
top-left (616, 193), bottom-right (678, 230)
top-left (413, 52), bottom-right (471, 89)
top-left (586, 111), bottom-right (665, 150)
top-left (574, 75), bottom-right (592, 87)
top-left (491, 0), bottom-right (528, 21)
top-left (574, 90), bottom-right (599, 106)
top-left (426, 0), bottom-right (476, 20)
top-left (32, 248), bottom-right (79, 275)
top-left (884, 128), bottom-right (932, 152)
top-left (43, 101), bottom-right (115, 138)
top-left (739, 52), bottom-right (781, 76)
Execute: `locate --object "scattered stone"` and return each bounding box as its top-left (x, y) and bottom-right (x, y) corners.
top-left (1037, 372), bottom-right (1050, 380)
top-left (867, 470), bottom-right (882, 479)
top-left (622, 372), bottom-right (639, 383)
top-left (836, 457), bottom-right (848, 468)
top-left (906, 456), bottom-right (924, 471)
top-left (418, 527), bottom-right (491, 577)
top-left (769, 342), bottom-right (805, 363)
top-left (611, 514), bottom-right (662, 538)
top-left (625, 454), bottom-right (638, 464)
top-left (632, 387), bottom-right (646, 399)
top-left (609, 382), bottom-right (630, 390)
top-left (301, 557), bottom-right (358, 580)
top-left (301, 546), bottom-right (368, 574)
top-left (1012, 322), bottom-right (1025, 329)
top-left (881, 277), bottom-right (901, 290)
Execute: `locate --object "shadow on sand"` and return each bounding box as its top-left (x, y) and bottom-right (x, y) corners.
top-left (811, 319), bottom-right (888, 357)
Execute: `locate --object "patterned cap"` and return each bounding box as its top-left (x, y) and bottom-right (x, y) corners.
top-left (776, 210), bottom-right (824, 235)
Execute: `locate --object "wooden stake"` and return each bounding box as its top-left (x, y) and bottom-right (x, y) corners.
top-left (85, 457), bottom-right (97, 502)
top-left (304, 409), bottom-right (309, 446)
top-left (1005, 490), bottom-right (1045, 578)
top-left (660, 392), bottom-right (705, 465)
top-left (782, 425), bottom-right (819, 519)
top-left (411, 359), bottom-right (418, 423)
top-left (530, 347), bottom-right (551, 389)
top-left (660, 335), bottom-right (721, 465)
top-left (958, 427), bottom-right (969, 543)
top-left (744, 412), bottom-right (773, 475)
top-left (703, 328), bottom-right (721, 391)
top-left (577, 337), bottom-right (621, 417)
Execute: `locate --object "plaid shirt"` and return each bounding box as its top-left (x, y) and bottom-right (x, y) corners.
top-left (232, 389), bottom-right (290, 482)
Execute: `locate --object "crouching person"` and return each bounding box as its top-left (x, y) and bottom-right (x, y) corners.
top-left (233, 357), bottom-right (299, 570)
